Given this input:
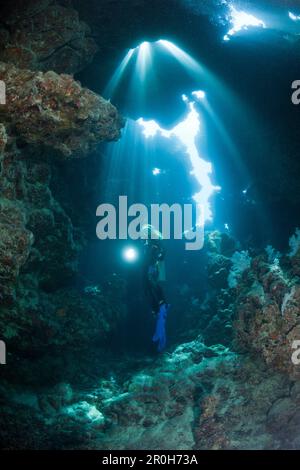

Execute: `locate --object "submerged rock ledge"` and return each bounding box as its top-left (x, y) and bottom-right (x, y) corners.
top-left (1, 340), bottom-right (300, 450)
top-left (0, 62), bottom-right (124, 157)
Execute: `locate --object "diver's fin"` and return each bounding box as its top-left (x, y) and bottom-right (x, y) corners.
top-left (152, 303), bottom-right (170, 352)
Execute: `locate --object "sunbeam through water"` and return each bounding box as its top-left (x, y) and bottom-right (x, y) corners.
top-left (137, 94), bottom-right (221, 224)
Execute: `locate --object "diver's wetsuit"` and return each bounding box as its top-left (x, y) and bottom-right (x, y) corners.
top-left (143, 239), bottom-right (166, 314)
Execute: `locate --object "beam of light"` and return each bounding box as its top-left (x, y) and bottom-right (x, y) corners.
top-left (103, 40), bottom-right (151, 99)
top-left (224, 5), bottom-right (266, 41)
top-left (123, 247), bottom-right (138, 262)
top-left (157, 39), bottom-right (234, 111)
top-left (104, 39), bottom-right (241, 122)
top-left (137, 41), bottom-right (151, 80)
top-left (157, 38), bottom-right (248, 134)
top-left (201, 99), bottom-right (245, 177)
top-left (289, 12), bottom-right (300, 21)
top-left (137, 94), bottom-right (221, 224)
top-left (103, 48), bottom-right (135, 98)
top-left (157, 39), bottom-right (204, 76)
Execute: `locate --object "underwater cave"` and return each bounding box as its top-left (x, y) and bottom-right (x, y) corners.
top-left (1, 0), bottom-right (300, 455)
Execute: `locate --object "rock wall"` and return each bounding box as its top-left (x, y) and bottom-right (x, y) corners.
top-left (0, 0), bottom-right (124, 362)
top-left (177, 230), bottom-right (300, 382)
top-left (0, 62), bottom-right (122, 156)
top-left (234, 249), bottom-right (300, 381)
top-left (0, 0), bottom-right (98, 74)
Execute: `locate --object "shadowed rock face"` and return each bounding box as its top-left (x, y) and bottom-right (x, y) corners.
top-left (0, 1), bottom-right (124, 357)
top-left (0, 0), bottom-right (98, 74)
top-left (0, 199), bottom-right (33, 305)
top-left (0, 146), bottom-right (124, 352)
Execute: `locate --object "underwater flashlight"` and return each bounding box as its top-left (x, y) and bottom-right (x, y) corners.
top-left (123, 247), bottom-right (138, 262)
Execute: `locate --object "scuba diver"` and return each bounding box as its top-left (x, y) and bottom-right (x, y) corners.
top-left (141, 225), bottom-right (170, 352)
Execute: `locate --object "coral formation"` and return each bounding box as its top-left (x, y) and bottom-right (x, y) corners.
top-left (187, 231), bottom-right (300, 383)
top-left (0, 62), bottom-right (123, 157)
top-left (0, 70), bottom-right (123, 350)
top-left (0, 0), bottom-right (98, 74)
top-left (288, 228), bottom-right (300, 258)
top-left (0, 0), bottom-right (124, 393)
top-left (234, 248), bottom-right (300, 380)
top-left (2, 339), bottom-right (300, 450)
top-left (227, 250), bottom-right (251, 289)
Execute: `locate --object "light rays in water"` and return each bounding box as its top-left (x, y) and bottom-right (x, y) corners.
top-left (137, 41), bottom-right (151, 80)
top-left (102, 38), bottom-right (251, 227)
top-left (137, 94), bottom-right (221, 224)
top-left (103, 48), bottom-right (135, 99)
top-left (156, 39), bottom-right (205, 76)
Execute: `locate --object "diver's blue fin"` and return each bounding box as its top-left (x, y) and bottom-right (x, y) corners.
top-left (152, 303), bottom-right (170, 352)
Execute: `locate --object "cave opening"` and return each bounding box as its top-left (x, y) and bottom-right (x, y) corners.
top-left (78, 35), bottom-right (269, 356)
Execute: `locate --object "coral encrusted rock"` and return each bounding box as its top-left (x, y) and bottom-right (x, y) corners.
top-left (93, 342), bottom-right (300, 450)
top-left (3, 340), bottom-right (296, 450)
top-left (234, 253), bottom-right (300, 380)
top-left (0, 0), bottom-right (124, 360)
top-left (0, 199), bottom-right (33, 305)
top-left (0, 62), bottom-right (124, 157)
top-left (0, 123), bottom-right (7, 154)
top-left (0, 0), bottom-right (98, 74)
